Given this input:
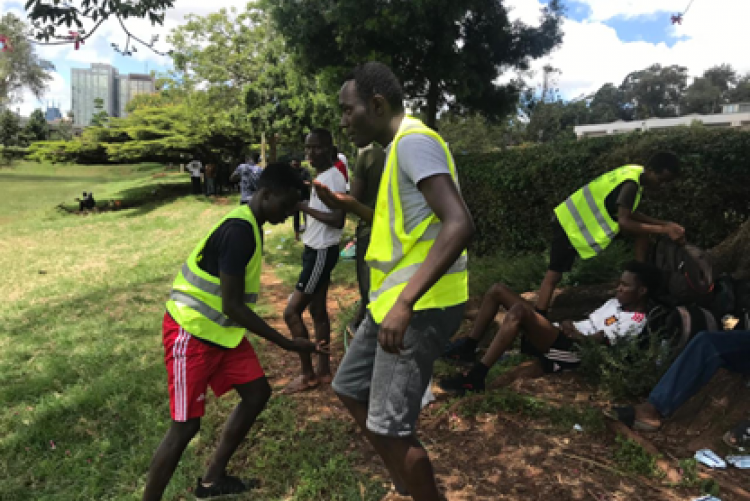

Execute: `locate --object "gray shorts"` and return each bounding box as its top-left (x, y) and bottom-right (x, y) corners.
top-left (332, 303), bottom-right (465, 437)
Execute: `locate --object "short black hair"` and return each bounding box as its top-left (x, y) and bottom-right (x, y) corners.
top-left (252, 153), bottom-right (261, 164)
top-left (308, 128), bottom-right (333, 147)
top-left (646, 151), bottom-right (680, 176)
top-left (623, 261), bottom-right (662, 297)
top-left (344, 62), bottom-right (404, 113)
top-left (257, 162), bottom-right (305, 196)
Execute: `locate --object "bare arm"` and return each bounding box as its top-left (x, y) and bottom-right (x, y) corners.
top-left (350, 177), bottom-right (366, 204)
top-left (397, 174), bottom-right (474, 306)
top-left (220, 273), bottom-right (324, 353)
top-left (299, 202), bottom-right (346, 229)
top-left (312, 181), bottom-right (374, 223)
top-left (559, 320), bottom-right (608, 345)
top-left (618, 206), bottom-right (685, 242)
top-left (378, 174), bottom-right (475, 353)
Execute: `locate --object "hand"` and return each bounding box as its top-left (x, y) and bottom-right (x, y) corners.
top-left (286, 338), bottom-right (330, 354)
top-left (559, 320), bottom-right (583, 340)
top-left (313, 180), bottom-right (353, 211)
top-left (665, 223), bottom-right (686, 245)
top-left (378, 299), bottom-right (413, 354)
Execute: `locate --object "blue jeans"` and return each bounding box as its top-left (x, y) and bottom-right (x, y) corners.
top-left (649, 331), bottom-right (750, 417)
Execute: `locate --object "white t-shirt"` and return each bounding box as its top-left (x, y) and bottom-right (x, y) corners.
top-left (303, 167), bottom-right (348, 249)
top-left (187, 160), bottom-right (202, 177)
top-left (572, 299), bottom-right (647, 345)
top-left (337, 153), bottom-right (349, 169)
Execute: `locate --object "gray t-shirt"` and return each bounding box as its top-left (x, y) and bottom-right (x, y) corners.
top-left (384, 133), bottom-right (454, 233)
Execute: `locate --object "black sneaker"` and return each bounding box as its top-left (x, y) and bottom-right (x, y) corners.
top-left (195, 476), bottom-right (259, 499)
top-left (441, 338), bottom-right (476, 364)
top-left (438, 373), bottom-right (485, 396)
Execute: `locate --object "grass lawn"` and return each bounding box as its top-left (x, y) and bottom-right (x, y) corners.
top-left (0, 162), bottom-right (382, 501)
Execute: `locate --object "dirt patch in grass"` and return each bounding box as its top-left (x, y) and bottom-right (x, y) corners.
top-left (250, 271), bottom-right (749, 500)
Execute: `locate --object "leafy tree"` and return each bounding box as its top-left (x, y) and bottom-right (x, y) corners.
top-left (703, 64), bottom-right (737, 94)
top-left (169, 4), bottom-right (338, 157)
top-left (0, 108), bottom-right (21, 146)
top-left (681, 77), bottom-right (722, 115)
top-left (526, 99), bottom-right (589, 143)
top-left (0, 13), bottom-right (53, 108)
top-left (90, 97), bottom-right (109, 127)
top-left (23, 0), bottom-right (173, 56)
top-left (588, 83), bottom-right (630, 123)
top-left (620, 64), bottom-right (688, 119)
top-left (267, 0), bottom-right (565, 128)
top-left (727, 74), bottom-right (750, 103)
top-left (437, 112), bottom-right (522, 154)
top-left (24, 108), bottom-right (48, 141)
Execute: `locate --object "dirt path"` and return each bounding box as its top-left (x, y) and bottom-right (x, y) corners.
top-left (256, 266), bottom-right (748, 500)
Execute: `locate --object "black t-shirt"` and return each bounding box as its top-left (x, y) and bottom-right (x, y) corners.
top-left (198, 219), bottom-right (259, 278)
top-left (604, 180), bottom-right (639, 220)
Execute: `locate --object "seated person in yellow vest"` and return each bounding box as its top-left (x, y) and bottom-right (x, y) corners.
top-left (313, 62), bottom-right (474, 501)
top-left (281, 128), bottom-right (348, 394)
top-left (142, 163), bottom-right (327, 501)
top-left (439, 261), bottom-right (660, 395)
top-left (536, 153), bottom-right (684, 318)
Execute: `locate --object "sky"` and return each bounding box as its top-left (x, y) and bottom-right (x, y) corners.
top-left (3, 0), bottom-right (748, 116)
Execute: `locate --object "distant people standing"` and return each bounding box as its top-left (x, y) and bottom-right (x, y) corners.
top-left (78, 191), bottom-right (96, 211)
top-left (204, 163), bottom-right (217, 196)
top-left (231, 154), bottom-right (263, 205)
top-left (291, 158), bottom-right (313, 241)
top-left (347, 143), bottom-right (386, 336)
top-left (187, 159), bottom-right (203, 195)
top-left (332, 146), bottom-right (349, 183)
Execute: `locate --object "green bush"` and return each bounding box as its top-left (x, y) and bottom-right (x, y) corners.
top-left (577, 331), bottom-right (675, 399)
top-left (457, 128), bottom-right (750, 255)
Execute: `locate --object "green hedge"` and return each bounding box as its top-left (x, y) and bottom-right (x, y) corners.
top-left (457, 128), bottom-right (750, 255)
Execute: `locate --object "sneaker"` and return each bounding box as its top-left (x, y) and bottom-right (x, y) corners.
top-left (441, 338), bottom-right (477, 364)
top-left (195, 475), bottom-right (259, 499)
top-left (438, 373), bottom-right (485, 396)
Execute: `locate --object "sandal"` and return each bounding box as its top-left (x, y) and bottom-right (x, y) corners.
top-left (603, 406), bottom-right (661, 431)
top-left (723, 420), bottom-right (750, 451)
top-left (195, 475), bottom-right (259, 499)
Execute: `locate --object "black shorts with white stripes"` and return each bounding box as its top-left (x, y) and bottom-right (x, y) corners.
top-left (521, 330), bottom-right (582, 373)
top-left (296, 244), bottom-right (340, 295)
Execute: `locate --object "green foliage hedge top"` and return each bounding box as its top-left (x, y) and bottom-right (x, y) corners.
top-left (457, 128), bottom-right (750, 255)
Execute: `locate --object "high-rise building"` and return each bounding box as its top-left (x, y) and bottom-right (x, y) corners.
top-left (70, 63), bottom-right (155, 126)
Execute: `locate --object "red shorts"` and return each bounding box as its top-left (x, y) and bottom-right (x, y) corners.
top-left (162, 312), bottom-right (265, 422)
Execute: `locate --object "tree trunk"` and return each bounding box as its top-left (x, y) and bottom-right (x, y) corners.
top-left (426, 78), bottom-right (439, 130)
top-left (709, 217), bottom-right (750, 279)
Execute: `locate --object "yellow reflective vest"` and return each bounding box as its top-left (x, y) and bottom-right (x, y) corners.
top-left (366, 116), bottom-right (468, 323)
top-left (166, 205), bottom-right (261, 348)
top-left (554, 165), bottom-right (644, 260)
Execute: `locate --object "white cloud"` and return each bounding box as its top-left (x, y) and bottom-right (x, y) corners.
top-left (575, 0), bottom-right (692, 21)
top-left (505, 0), bottom-right (750, 100)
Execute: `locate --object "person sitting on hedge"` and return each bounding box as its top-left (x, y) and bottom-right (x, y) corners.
top-left (535, 151), bottom-right (684, 318)
top-left (439, 261), bottom-right (661, 395)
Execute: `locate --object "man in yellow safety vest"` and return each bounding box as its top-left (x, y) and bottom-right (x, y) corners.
top-left (142, 163), bottom-right (325, 501)
top-left (315, 62), bottom-right (475, 501)
top-left (535, 153), bottom-right (684, 316)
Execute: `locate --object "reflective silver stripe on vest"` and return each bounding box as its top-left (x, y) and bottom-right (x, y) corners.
top-left (582, 185), bottom-right (617, 242)
top-left (169, 290), bottom-right (242, 328)
top-left (563, 198), bottom-right (603, 255)
top-left (369, 254), bottom-right (468, 303)
top-left (181, 264), bottom-right (258, 304)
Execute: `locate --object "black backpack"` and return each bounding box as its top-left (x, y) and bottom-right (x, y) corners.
top-left (649, 237), bottom-right (714, 307)
top-left (645, 304), bottom-right (719, 354)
